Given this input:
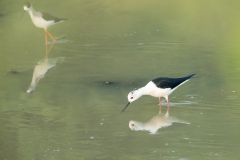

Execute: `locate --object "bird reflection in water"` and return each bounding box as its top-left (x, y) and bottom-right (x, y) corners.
top-left (129, 112), bottom-right (190, 134)
top-left (27, 43), bottom-right (65, 93)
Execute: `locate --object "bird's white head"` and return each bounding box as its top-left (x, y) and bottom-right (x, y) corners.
top-left (23, 2), bottom-right (31, 11)
top-left (121, 90), bottom-right (142, 113)
top-left (127, 90), bottom-right (141, 103)
top-left (21, 2), bottom-right (31, 20)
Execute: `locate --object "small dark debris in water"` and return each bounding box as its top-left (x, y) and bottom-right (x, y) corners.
top-left (7, 70), bottom-right (19, 74)
top-left (100, 81), bottom-right (114, 85)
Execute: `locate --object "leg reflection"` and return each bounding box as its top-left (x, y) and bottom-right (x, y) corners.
top-left (45, 43), bottom-right (54, 58)
top-left (158, 97), bottom-right (162, 114)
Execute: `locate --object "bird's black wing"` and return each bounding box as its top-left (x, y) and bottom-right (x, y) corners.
top-left (152, 74), bottom-right (195, 89)
top-left (42, 12), bottom-right (66, 23)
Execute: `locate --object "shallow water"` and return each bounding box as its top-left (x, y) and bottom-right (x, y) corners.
top-left (1, 0), bottom-right (240, 159)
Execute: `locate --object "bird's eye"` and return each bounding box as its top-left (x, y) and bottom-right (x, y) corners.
top-left (130, 97), bottom-right (133, 99)
top-left (131, 124), bottom-right (134, 126)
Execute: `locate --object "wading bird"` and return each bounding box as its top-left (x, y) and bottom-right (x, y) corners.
top-left (121, 74), bottom-right (195, 113)
top-left (22, 2), bottom-right (66, 44)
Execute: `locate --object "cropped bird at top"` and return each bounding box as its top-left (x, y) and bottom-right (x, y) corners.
top-left (121, 74), bottom-right (195, 113)
top-left (22, 2), bottom-right (66, 44)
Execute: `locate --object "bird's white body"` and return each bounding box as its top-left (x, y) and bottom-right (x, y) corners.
top-left (138, 80), bottom-right (189, 99)
top-left (24, 6), bottom-right (56, 30)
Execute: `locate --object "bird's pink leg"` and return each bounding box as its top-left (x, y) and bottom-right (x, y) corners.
top-left (46, 30), bottom-right (56, 42)
top-left (158, 97), bottom-right (162, 114)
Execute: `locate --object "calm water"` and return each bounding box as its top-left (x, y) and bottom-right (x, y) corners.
top-left (1, 0), bottom-right (240, 159)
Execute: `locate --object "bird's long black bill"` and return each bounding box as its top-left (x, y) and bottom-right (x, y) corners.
top-left (20, 10), bottom-right (26, 20)
top-left (121, 102), bottom-right (130, 113)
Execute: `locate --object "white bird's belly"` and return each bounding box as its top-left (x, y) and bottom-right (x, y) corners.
top-left (148, 87), bottom-right (172, 97)
top-left (144, 81), bottom-right (173, 98)
top-left (32, 16), bottom-right (54, 29)
top-left (29, 11), bottom-right (54, 29)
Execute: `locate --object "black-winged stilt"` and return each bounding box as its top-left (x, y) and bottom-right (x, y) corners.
top-left (121, 74), bottom-right (195, 113)
top-left (22, 2), bottom-right (66, 44)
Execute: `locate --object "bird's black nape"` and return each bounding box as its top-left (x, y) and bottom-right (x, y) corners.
top-left (121, 102), bottom-right (130, 113)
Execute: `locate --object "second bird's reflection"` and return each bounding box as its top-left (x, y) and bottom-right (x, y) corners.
top-left (27, 43), bottom-right (65, 93)
top-left (129, 112), bottom-right (190, 134)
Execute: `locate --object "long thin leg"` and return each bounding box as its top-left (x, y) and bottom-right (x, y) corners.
top-left (46, 30), bottom-right (56, 42)
top-left (158, 97), bottom-right (162, 114)
top-left (45, 43), bottom-right (54, 58)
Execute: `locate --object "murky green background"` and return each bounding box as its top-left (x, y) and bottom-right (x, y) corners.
top-left (1, 0), bottom-right (240, 159)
